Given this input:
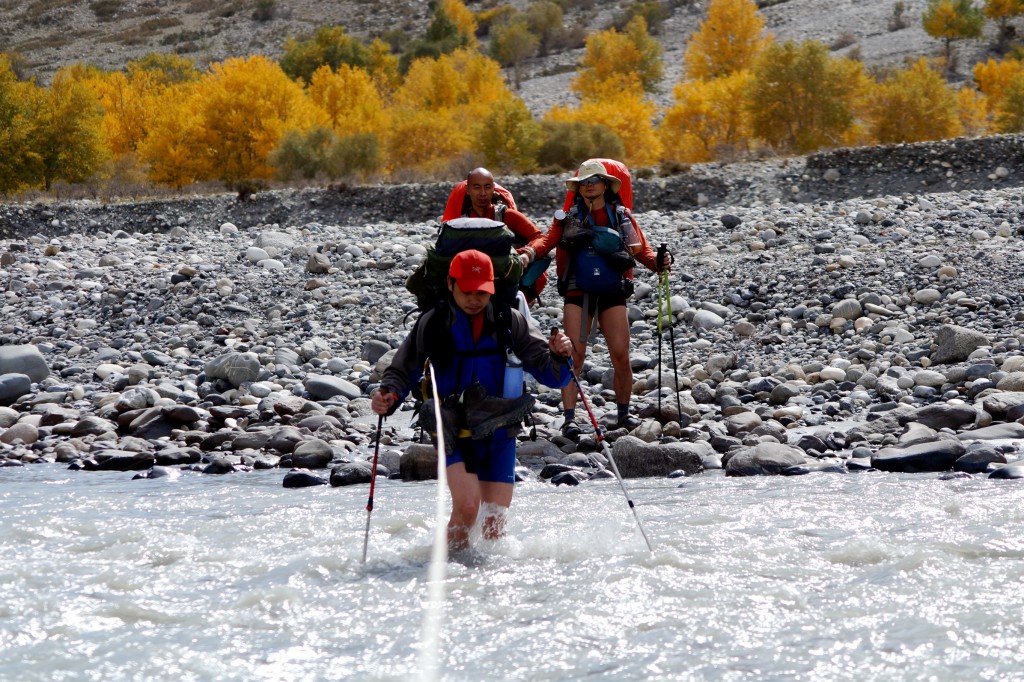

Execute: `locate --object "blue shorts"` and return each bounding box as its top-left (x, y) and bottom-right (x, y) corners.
top-left (448, 437), bottom-right (516, 484)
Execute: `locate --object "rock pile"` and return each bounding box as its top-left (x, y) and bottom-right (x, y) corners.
top-left (3, 141), bottom-right (1024, 486)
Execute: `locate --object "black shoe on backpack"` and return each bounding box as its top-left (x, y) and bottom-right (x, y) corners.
top-left (417, 398), bottom-right (462, 454)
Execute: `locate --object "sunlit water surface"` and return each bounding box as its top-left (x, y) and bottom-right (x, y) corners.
top-left (1, 465), bottom-right (1023, 681)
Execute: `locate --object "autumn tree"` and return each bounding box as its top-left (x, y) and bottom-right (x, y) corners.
top-left (523, 1), bottom-right (567, 56)
top-left (136, 82), bottom-right (206, 188)
top-left (189, 55), bottom-right (326, 191)
top-left (127, 52), bottom-right (199, 84)
top-left (984, 0), bottom-right (1024, 52)
top-left (0, 56), bottom-right (37, 194)
top-left (24, 66), bottom-right (108, 191)
top-left (476, 97), bottom-right (541, 172)
top-left (548, 75), bottom-right (663, 166)
top-left (660, 71), bottom-right (753, 163)
top-left (490, 16), bottom-right (539, 89)
top-left (955, 86), bottom-right (991, 135)
top-left (367, 38), bottom-right (401, 97)
top-left (744, 40), bottom-right (861, 154)
top-left (683, 0), bottom-right (768, 80)
top-left (994, 73), bottom-right (1024, 130)
top-left (400, 3), bottom-right (469, 74)
top-left (573, 16), bottom-right (663, 95)
top-left (973, 56), bottom-right (1024, 109)
top-left (440, 0), bottom-right (477, 45)
top-left (865, 58), bottom-right (961, 143)
top-left (389, 49), bottom-right (519, 174)
top-left (922, 0), bottom-right (985, 73)
top-left (280, 26), bottom-right (371, 85)
top-left (307, 64), bottom-right (388, 137)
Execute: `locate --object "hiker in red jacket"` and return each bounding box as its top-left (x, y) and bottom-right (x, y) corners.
top-left (522, 159), bottom-right (671, 438)
top-left (444, 168), bottom-right (548, 307)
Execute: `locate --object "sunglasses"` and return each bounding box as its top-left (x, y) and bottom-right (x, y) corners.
top-left (579, 176), bottom-right (605, 187)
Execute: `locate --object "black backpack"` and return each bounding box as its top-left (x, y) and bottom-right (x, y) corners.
top-left (405, 217), bottom-right (525, 311)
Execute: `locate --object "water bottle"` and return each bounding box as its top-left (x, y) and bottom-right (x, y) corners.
top-left (503, 351), bottom-right (524, 398)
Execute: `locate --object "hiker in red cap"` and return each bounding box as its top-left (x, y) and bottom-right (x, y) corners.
top-left (372, 249), bottom-right (574, 552)
top-left (522, 159), bottom-right (670, 438)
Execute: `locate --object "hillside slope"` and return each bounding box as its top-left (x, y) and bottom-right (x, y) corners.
top-left (1, 0), bottom-right (1005, 117)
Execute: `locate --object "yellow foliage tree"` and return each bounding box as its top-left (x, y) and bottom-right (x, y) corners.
top-left (547, 74), bottom-right (662, 167)
top-left (955, 86), bottom-right (991, 136)
top-left (683, 0), bottom-right (769, 79)
top-left (476, 97), bottom-right (541, 173)
top-left (307, 64), bottom-right (388, 137)
top-left (136, 82), bottom-right (207, 188)
top-left (384, 108), bottom-right (471, 176)
top-left (660, 71), bottom-right (753, 163)
top-left (864, 58), bottom-right (962, 144)
top-left (367, 38), bottom-right (401, 98)
top-left (922, 0), bottom-right (984, 68)
top-left (389, 49), bottom-right (519, 173)
top-left (441, 0), bottom-right (478, 45)
top-left (189, 55), bottom-right (326, 189)
top-left (25, 66), bottom-right (108, 191)
top-left (88, 69), bottom-right (161, 157)
top-left (743, 40), bottom-right (861, 154)
top-left (994, 73), bottom-right (1024, 131)
top-left (973, 57), bottom-right (1024, 110)
top-left (573, 16), bottom-right (663, 95)
top-left (0, 56), bottom-right (37, 194)
top-left (984, 0), bottom-right (1024, 49)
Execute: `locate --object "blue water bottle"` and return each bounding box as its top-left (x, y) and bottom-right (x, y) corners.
top-left (503, 352), bottom-right (524, 398)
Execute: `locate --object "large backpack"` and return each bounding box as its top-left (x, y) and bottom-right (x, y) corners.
top-left (442, 181), bottom-right (517, 222)
top-left (405, 217), bottom-right (525, 312)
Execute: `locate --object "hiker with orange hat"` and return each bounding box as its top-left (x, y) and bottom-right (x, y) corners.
top-left (521, 159), bottom-right (670, 439)
top-left (372, 249), bottom-right (574, 552)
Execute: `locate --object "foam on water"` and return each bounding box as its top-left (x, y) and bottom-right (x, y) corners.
top-left (2, 465), bottom-right (1024, 681)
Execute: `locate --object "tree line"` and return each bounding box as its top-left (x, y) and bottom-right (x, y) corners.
top-left (2, 0), bottom-right (1024, 199)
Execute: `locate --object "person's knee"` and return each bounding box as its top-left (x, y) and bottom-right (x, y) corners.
top-left (452, 497), bottom-right (480, 525)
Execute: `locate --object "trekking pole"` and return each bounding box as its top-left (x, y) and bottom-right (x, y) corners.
top-left (554, 329), bottom-right (653, 552)
top-left (361, 414), bottom-right (385, 564)
top-left (656, 257), bottom-right (664, 419)
top-left (658, 244), bottom-right (682, 419)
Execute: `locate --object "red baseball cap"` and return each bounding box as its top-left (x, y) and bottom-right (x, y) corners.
top-left (448, 250), bottom-right (495, 294)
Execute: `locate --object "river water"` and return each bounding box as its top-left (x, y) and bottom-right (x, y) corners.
top-left (1, 464), bottom-right (1022, 682)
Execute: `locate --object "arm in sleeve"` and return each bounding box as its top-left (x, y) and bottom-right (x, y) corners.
top-left (503, 208), bottom-right (543, 243)
top-left (509, 313), bottom-right (571, 389)
top-left (378, 313), bottom-right (431, 403)
top-left (525, 216), bottom-right (564, 261)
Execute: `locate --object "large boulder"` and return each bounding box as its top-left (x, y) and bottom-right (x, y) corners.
top-left (0, 345), bottom-right (48, 382)
top-left (609, 437), bottom-right (704, 478)
top-left (956, 422), bottom-right (1024, 441)
top-left (304, 375), bottom-right (361, 401)
top-left (725, 442), bottom-right (807, 476)
top-left (329, 461), bottom-right (374, 486)
top-left (204, 352), bottom-right (261, 387)
top-left (401, 443), bottom-right (438, 481)
top-left (871, 439), bottom-right (966, 473)
top-left (931, 324), bottom-right (989, 365)
top-left (908, 403), bottom-right (977, 431)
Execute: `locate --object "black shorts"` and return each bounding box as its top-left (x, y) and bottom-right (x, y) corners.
top-left (564, 291), bottom-right (628, 315)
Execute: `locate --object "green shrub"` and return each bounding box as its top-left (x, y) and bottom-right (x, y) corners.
top-left (534, 120), bottom-right (626, 172)
top-left (325, 133), bottom-right (381, 179)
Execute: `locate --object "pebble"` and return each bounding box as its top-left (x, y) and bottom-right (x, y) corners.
top-left (0, 172), bottom-right (1023, 485)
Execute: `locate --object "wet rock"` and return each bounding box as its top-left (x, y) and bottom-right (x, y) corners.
top-left (400, 443), bottom-right (438, 481)
top-left (284, 468), bottom-right (329, 487)
top-left (611, 436), bottom-right (704, 478)
top-left (304, 375), bottom-right (361, 401)
top-left (724, 442), bottom-right (807, 476)
top-left (0, 374), bottom-right (32, 405)
top-left (871, 440), bottom-right (966, 473)
top-left (330, 460), bottom-right (373, 486)
top-left (988, 466), bottom-right (1024, 480)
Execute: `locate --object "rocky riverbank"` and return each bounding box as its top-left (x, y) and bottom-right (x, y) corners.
top-left (3, 136), bottom-right (1024, 485)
